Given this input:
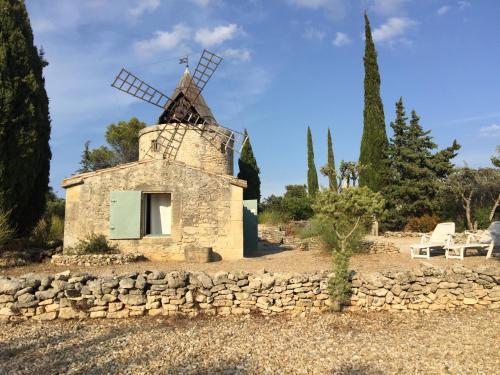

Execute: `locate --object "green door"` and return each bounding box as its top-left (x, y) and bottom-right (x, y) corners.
top-left (109, 191), bottom-right (142, 239)
top-left (243, 199), bottom-right (258, 256)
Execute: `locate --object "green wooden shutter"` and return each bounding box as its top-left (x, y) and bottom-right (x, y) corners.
top-left (243, 199), bottom-right (258, 256)
top-left (109, 191), bottom-right (142, 239)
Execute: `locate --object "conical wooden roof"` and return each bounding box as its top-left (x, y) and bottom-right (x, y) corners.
top-left (158, 68), bottom-right (216, 124)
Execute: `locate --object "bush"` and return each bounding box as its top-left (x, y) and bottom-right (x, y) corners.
top-left (0, 209), bottom-right (15, 248)
top-left (282, 185), bottom-right (313, 220)
top-left (66, 233), bottom-right (119, 255)
top-left (258, 210), bottom-right (290, 225)
top-left (259, 185), bottom-right (313, 222)
top-left (29, 214), bottom-right (64, 248)
top-left (404, 215), bottom-right (440, 233)
top-left (313, 187), bottom-right (385, 306)
top-left (48, 215), bottom-right (64, 242)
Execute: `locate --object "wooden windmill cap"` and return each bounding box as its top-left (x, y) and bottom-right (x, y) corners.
top-left (158, 68), bottom-right (216, 124)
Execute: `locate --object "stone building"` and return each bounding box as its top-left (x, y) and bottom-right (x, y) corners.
top-left (62, 69), bottom-right (250, 261)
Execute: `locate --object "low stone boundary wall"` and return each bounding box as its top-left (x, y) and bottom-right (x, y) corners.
top-left (0, 265), bottom-right (498, 322)
top-left (383, 231), bottom-right (425, 238)
top-left (258, 225), bottom-right (323, 251)
top-left (361, 239), bottom-right (400, 254)
top-left (51, 253), bottom-right (144, 266)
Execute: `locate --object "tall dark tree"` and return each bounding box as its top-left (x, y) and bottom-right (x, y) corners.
top-left (307, 126), bottom-right (319, 196)
top-left (237, 129), bottom-right (261, 202)
top-left (0, 0), bottom-right (52, 235)
top-left (325, 128), bottom-right (338, 191)
top-left (359, 12), bottom-right (389, 192)
top-left (383, 98), bottom-right (460, 229)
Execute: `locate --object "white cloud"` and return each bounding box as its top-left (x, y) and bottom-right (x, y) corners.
top-left (288, 0), bottom-right (347, 18)
top-left (371, 17), bottom-right (417, 43)
top-left (134, 24), bottom-right (191, 56)
top-left (437, 5), bottom-right (451, 15)
top-left (129, 0), bottom-right (161, 17)
top-left (458, 1), bottom-right (471, 11)
top-left (195, 24), bottom-right (238, 47)
top-left (332, 32), bottom-right (351, 47)
top-left (303, 26), bottom-right (326, 40)
top-left (479, 124), bottom-right (500, 137)
top-left (222, 48), bottom-right (251, 62)
top-left (370, 0), bottom-right (409, 16)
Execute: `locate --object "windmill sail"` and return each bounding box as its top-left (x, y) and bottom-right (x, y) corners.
top-left (110, 49), bottom-right (247, 161)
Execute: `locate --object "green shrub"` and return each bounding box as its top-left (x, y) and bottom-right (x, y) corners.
top-left (259, 185), bottom-right (313, 222)
top-left (29, 214), bottom-right (64, 248)
top-left (66, 233), bottom-right (119, 255)
top-left (404, 214), bottom-right (440, 233)
top-left (29, 218), bottom-right (50, 247)
top-left (0, 209), bottom-right (15, 248)
top-left (258, 210), bottom-right (290, 225)
top-left (48, 215), bottom-right (64, 242)
top-left (313, 187), bottom-right (385, 307)
top-left (282, 185), bottom-right (313, 220)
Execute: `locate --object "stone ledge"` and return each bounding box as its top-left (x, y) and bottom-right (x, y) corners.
top-left (0, 265), bottom-right (498, 322)
top-left (51, 253), bottom-right (145, 266)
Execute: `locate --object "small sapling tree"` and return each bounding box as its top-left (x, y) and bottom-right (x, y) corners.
top-left (313, 187), bottom-right (384, 309)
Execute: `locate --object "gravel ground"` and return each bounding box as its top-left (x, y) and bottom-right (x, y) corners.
top-left (2, 237), bottom-right (497, 278)
top-left (0, 309), bottom-right (498, 374)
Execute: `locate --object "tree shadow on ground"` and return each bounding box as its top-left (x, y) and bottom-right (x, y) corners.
top-left (332, 363), bottom-right (384, 375)
top-left (244, 239), bottom-right (289, 258)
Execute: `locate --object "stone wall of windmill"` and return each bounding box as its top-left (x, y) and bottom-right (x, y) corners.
top-left (138, 124), bottom-right (234, 175)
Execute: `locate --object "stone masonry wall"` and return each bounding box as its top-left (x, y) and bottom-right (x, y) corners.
top-left (51, 254), bottom-right (144, 267)
top-left (63, 160), bottom-right (245, 261)
top-left (1, 265), bottom-right (498, 322)
top-left (138, 124), bottom-right (233, 176)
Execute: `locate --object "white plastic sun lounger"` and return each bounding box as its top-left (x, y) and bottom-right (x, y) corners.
top-left (410, 222), bottom-right (455, 259)
top-left (445, 221), bottom-right (500, 260)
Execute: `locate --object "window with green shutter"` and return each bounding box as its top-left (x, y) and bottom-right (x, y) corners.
top-left (109, 191), bottom-right (142, 239)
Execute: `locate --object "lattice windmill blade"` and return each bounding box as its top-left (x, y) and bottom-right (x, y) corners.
top-left (111, 68), bottom-right (174, 109)
top-left (192, 122), bottom-right (248, 154)
top-left (182, 49), bottom-right (223, 108)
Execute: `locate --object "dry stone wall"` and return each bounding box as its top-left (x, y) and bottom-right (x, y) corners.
top-left (51, 254), bottom-right (144, 267)
top-left (1, 265), bottom-right (498, 322)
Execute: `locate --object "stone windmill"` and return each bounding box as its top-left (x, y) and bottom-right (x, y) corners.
top-left (111, 49), bottom-right (247, 173)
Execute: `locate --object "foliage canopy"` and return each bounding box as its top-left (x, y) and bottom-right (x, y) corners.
top-left (0, 0), bottom-right (52, 235)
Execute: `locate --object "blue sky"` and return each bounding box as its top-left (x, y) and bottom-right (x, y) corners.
top-left (25, 0), bottom-right (500, 198)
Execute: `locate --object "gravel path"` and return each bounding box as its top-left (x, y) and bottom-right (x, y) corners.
top-left (1, 310), bottom-right (498, 374)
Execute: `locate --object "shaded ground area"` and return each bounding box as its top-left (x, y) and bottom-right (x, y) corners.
top-left (1, 236), bottom-right (497, 278)
top-left (0, 310), bottom-right (498, 374)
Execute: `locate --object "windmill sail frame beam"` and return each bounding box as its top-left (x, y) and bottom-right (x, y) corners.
top-left (110, 49), bottom-right (247, 162)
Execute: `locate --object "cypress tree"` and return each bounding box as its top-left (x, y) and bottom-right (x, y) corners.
top-left (0, 0), bottom-right (52, 235)
top-left (359, 12), bottom-right (388, 192)
top-left (326, 128), bottom-right (338, 191)
top-left (237, 129), bottom-right (261, 202)
top-left (307, 126), bottom-right (319, 196)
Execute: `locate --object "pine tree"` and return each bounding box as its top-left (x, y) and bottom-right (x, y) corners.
top-left (326, 128), bottom-right (338, 191)
top-left (359, 12), bottom-right (389, 192)
top-left (383, 98), bottom-right (460, 229)
top-left (307, 126), bottom-right (319, 196)
top-left (0, 0), bottom-right (52, 235)
top-left (237, 129), bottom-right (261, 202)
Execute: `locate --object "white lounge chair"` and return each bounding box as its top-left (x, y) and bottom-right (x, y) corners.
top-left (410, 222), bottom-right (455, 259)
top-left (445, 221), bottom-right (500, 260)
